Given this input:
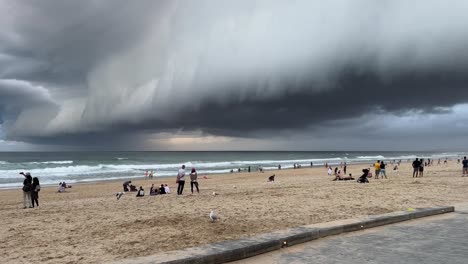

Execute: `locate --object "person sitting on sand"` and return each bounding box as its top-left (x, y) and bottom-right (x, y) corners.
top-left (150, 184), bottom-right (158, 195)
top-left (136, 186), bottom-right (145, 197)
top-left (333, 172), bottom-right (354, 181)
top-left (129, 184), bottom-right (138, 192)
top-left (268, 174), bottom-right (275, 182)
top-left (58, 182), bottom-right (66, 193)
top-left (159, 184), bottom-right (166, 194)
top-left (327, 167), bottom-right (333, 176)
top-left (164, 184), bottom-right (170, 194)
top-left (123, 181), bottom-right (131, 192)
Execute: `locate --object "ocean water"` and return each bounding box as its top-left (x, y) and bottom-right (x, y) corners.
top-left (0, 151), bottom-right (466, 189)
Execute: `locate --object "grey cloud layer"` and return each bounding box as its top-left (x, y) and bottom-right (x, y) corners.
top-left (1, 0), bottom-right (468, 147)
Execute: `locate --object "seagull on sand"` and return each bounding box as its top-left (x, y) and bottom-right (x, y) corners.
top-left (116, 192), bottom-right (124, 200)
top-left (209, 210), bottom-right (219, 222)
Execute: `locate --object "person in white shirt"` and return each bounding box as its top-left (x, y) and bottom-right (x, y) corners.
top-left (177, 165), bottom-right (186, 195)
top-left (164, 184), bottom-right (170, 194)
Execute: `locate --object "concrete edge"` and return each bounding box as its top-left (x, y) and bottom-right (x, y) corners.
top-left (111, 206), bottom-right (454, 264)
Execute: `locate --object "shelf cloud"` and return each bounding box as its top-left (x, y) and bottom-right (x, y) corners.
top-left (1, 0), bottom-right (468, 149)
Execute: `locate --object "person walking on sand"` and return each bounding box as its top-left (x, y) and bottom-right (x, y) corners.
top-left (412, 158), bottom-right (421, 178)
top-left (176, 165), bottom-right (186, 195)
top-left (463, 157), bottom-right (468, 176)
top-left (374, 160), bottom-right (381, 179)
top-left (380, 161), bottom-right (387, 179)
top-left (190, 168), bottom-right (199, 194)
top-left (31, 177), bottom-right (40, 208)
top-left (20, 172), bottom-right (33, 209)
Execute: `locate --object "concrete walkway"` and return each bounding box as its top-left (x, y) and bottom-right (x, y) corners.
top-left (234, 204), bottom-right (468, 264)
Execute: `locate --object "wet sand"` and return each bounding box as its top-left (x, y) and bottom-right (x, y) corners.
top-left (1, 161), bottom-right (468, 263)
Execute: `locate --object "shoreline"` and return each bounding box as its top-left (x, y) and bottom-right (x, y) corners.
top-left (0, 160), bottom-right (397, 190)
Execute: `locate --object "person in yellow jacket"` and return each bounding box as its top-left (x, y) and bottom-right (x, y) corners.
top-left (374, 160), bottom-right (381, 179)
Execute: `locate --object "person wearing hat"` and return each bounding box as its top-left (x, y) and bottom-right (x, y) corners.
top-left (20, 172), bottom-right (33, 209)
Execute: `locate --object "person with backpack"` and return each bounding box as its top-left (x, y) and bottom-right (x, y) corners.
top-left (31, 177), bottom-right (41, 208)
top-left (20, 172), bottom-right (33, 209)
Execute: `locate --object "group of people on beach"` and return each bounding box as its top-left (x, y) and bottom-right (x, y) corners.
top-left (123, 181), bottom-right (171, 197)
top-left (121, 165), bottom-right (200, 197)
top-left (20, 172), bottom-right (40, 209)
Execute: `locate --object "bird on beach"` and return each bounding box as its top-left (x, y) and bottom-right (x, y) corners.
top-left (212, 191), bottom-right (219, 196)
top-left (116, 192), bottom-right (124, 200)
top-left (209, 210), bottom-right (219, 222)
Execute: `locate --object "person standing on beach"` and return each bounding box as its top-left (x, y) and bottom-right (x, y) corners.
top-left (412, 158), bottom-right (421, 178)
top-left (190, 168), bottom-right (199, 194)
top-left (419, 159), bottom-right (425, 177)
top-left (380, 161), bottom-right (387, 179)
top-left (374, 160), bottom-right (381, 179)
top-left (343, 163), bottom-right (347, 174)
top-left (462, 157), bottom-right (468, 176)
top-left (177, 165), bottom-right (186, 195)
top-left (31, 177), bottom-right (40, 208)
top-left (20, 172), bottom-right (33, 209)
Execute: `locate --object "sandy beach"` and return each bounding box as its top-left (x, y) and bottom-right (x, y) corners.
top-left (2, 161), bottom-right (468, 263)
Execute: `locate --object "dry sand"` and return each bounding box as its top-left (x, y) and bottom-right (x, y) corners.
top-left (1, 161), bottom-right (468, 263)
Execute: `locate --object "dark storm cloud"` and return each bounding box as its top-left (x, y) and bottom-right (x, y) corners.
top-left (2, 0), bottom-right (468, 147)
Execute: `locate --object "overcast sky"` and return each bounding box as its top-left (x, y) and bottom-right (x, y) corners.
top-left (1, 0), bottom-right (468, 151)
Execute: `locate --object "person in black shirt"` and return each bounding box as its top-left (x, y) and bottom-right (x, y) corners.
top-left (462, 157), bottom-right (468, 176)
top-left (20, 172), bottom-right (33, 209)
top-left (31, 177), bottom-right (40, 208)
top-left (412, 158), bottom-right (420, 178)
top-left (380, 161), bottom-right (387, 179)
top-left (159, 184), bottom-right (166, 194)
